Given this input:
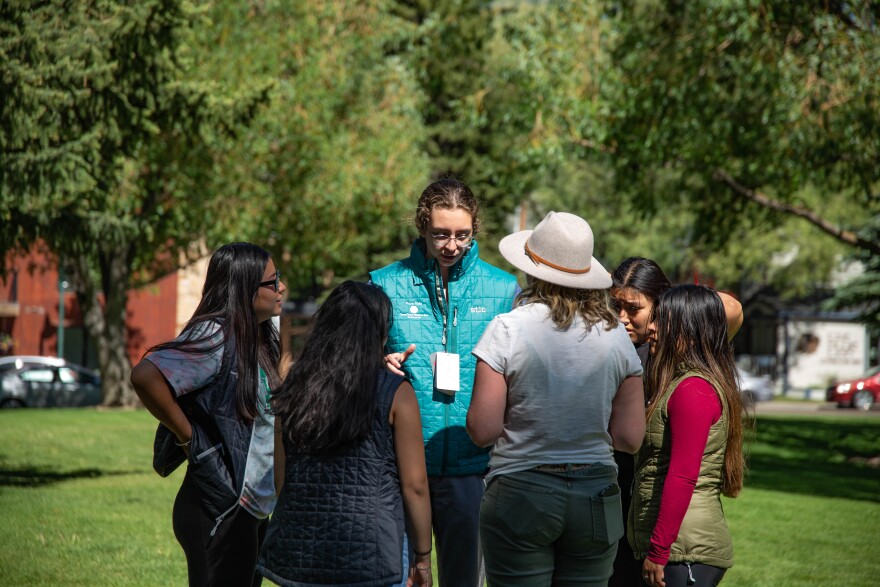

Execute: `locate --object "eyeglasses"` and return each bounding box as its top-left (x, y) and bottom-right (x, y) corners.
top-left (259, 270), bottom-right (281, 293)
top-left (430, 233), bottom-right (473, 248)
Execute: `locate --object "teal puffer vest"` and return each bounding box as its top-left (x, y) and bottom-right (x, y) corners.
top-left (628, 372), bottom-right (734, 569)
top-left (370, 239), bottom-right (518, 476)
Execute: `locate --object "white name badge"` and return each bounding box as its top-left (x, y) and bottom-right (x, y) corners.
top-left (430, 352), bottom-right (460, 395)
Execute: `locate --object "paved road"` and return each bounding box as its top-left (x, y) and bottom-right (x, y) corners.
top-left (754, 400), bottom-right (880, 417)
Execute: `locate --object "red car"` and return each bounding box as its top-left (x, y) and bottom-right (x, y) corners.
top-left (826, 365), bottom-right (880, 410)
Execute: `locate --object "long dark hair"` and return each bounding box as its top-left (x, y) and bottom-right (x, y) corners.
top-left (646, 284), bottom-right (745, 497)
top-left (611, 256), bottom-right (671, 303)
top-left (147, 242), bottom-right (281, 423)
top-left (272, 281), bottom-right (392, 453)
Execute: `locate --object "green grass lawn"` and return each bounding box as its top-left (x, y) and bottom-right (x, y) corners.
top-left (0, 409), bottom-right (878, 586)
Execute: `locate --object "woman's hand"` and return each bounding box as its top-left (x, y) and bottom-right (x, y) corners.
top-left (384, 344), bottom-right (416, 376)
top-left (407, 557), bottom-right (432, 586)
top-left (642, 559), bottom-right (665, 587)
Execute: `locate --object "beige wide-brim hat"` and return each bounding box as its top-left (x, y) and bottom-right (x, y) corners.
top-left (499, 211), bottom-right (612, 290)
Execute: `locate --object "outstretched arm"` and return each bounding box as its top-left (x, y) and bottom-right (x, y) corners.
top-left (390, 381), bottom-right (432, 586)
top-left (718, 292), bottom-right (743, 341)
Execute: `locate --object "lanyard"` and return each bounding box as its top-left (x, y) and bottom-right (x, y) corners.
top-left (434, 265), bottom-right (448, 346)
top-left (433, 265), bottom-right (458, 348)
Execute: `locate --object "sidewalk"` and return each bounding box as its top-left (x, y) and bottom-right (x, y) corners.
top-left (753, 399), bottom-right (880, 416)
top-left (754, 400), bottom-right (828, 414)
top-left (776, 388), bottom-right (828, 401)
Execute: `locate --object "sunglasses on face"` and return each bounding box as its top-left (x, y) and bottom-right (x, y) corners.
top-left (259, 270), bottom-right (281, 293)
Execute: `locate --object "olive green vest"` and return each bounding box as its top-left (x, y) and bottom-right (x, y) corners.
top-left (628, 371), bottom-right (734, 569)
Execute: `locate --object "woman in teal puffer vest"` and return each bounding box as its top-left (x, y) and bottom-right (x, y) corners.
top-left (630, 285), bottom-right (747, 587)
top-left (370, 178), bottom-right (518, 587)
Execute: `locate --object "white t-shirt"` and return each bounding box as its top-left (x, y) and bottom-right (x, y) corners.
top-left (472, 303), bottom-right (643, 481)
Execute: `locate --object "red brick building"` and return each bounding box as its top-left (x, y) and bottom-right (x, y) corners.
top-left (0, 243), bottom-right (180, 370)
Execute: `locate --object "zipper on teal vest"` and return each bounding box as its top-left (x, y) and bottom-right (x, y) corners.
top-left (437, 269), bottom-right (463, 476)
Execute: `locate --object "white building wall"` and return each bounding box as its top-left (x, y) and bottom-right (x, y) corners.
top-left (175, 255), bottom-right (210, 335)
top-left (778, 320), bottom-right (867, 390)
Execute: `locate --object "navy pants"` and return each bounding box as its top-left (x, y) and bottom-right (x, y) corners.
top-left (429, 474), bottom-right (486, 587)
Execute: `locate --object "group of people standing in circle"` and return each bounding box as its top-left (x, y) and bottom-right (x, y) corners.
top-left (131, 177), bottom-right (748, 587)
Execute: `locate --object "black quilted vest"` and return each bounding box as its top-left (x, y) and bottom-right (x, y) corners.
top-left (258, 370), bottom-right (405, 587)
top-left (152, 333), bottom-right (253, 535)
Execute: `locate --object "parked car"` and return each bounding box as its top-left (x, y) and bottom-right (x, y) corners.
top-left (0, 355), bottom-right (102, 408)
top-left (825, 365), bottom-right (880, 410)
top-left (737, 366), bottom-right (774, 404)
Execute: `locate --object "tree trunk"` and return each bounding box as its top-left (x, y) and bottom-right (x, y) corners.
top-left (67, 245), bottom-right (138, 407)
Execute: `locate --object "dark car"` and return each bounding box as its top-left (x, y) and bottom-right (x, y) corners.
top-left (825, 365), bottom-right (880, 410)
top-left (0, 356), bottom-right (102, 408)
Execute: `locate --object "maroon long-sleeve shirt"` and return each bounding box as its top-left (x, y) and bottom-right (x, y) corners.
top-left (646, 377), bottom-right (722, 566)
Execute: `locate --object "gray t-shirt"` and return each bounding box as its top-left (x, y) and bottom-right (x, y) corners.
top-left (472, 303), bottom-right (643, 481)
top-left (146, 320), bottom-right (225, 397)
top-left (238, 368), bottom-right (276, 518)
top-left (146, 321), bottom-right (277, 518)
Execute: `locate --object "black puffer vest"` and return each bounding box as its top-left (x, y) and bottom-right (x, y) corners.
top-left (258, 370), bottom-right (405, 587)
top-left (152, 334), bottom-right (253, 535)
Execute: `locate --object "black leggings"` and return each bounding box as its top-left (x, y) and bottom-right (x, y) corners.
top-left (173, 470), bottom-right (267, 587)
top-left (651, 562), bottom-right (726, 587)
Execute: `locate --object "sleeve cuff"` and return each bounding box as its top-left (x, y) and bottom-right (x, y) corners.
top-left (647, 543), bottom-right (670, 567)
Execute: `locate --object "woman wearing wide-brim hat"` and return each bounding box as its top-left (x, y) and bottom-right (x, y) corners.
top-left (466, 211), bottom-right (647, 587)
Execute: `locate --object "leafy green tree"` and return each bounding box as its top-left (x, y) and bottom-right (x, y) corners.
top-left (600, 0), bottom-right (880, 259)
top-left (389, 0), bottom-right (560, 236)
top-left (0, 0), bottom-right (267, 405)
top-left (390, 0), bottom-right (494, 175)
top-left (449, 1), bottom-right (871, 302)
top-left (192, 0), bottom-right (431, 298)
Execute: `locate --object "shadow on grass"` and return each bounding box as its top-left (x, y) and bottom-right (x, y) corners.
top-left (0, 465), bottom-right (130, 487)
top-left (746, 416), bottom-right (880, 503)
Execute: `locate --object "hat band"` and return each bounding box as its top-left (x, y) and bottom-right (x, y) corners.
top-left (524, 242), bottom-right (591, 274)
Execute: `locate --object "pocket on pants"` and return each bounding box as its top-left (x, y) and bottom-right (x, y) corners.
top-left (484, 473), bottom-right (557, 542)
top-left (591, 483), bottom-right (624, 545)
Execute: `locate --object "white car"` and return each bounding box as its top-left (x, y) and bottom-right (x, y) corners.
top-left (0, 355), bottom-right (102, 408)
top-left (737, 366), bottom-right (774, 404)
